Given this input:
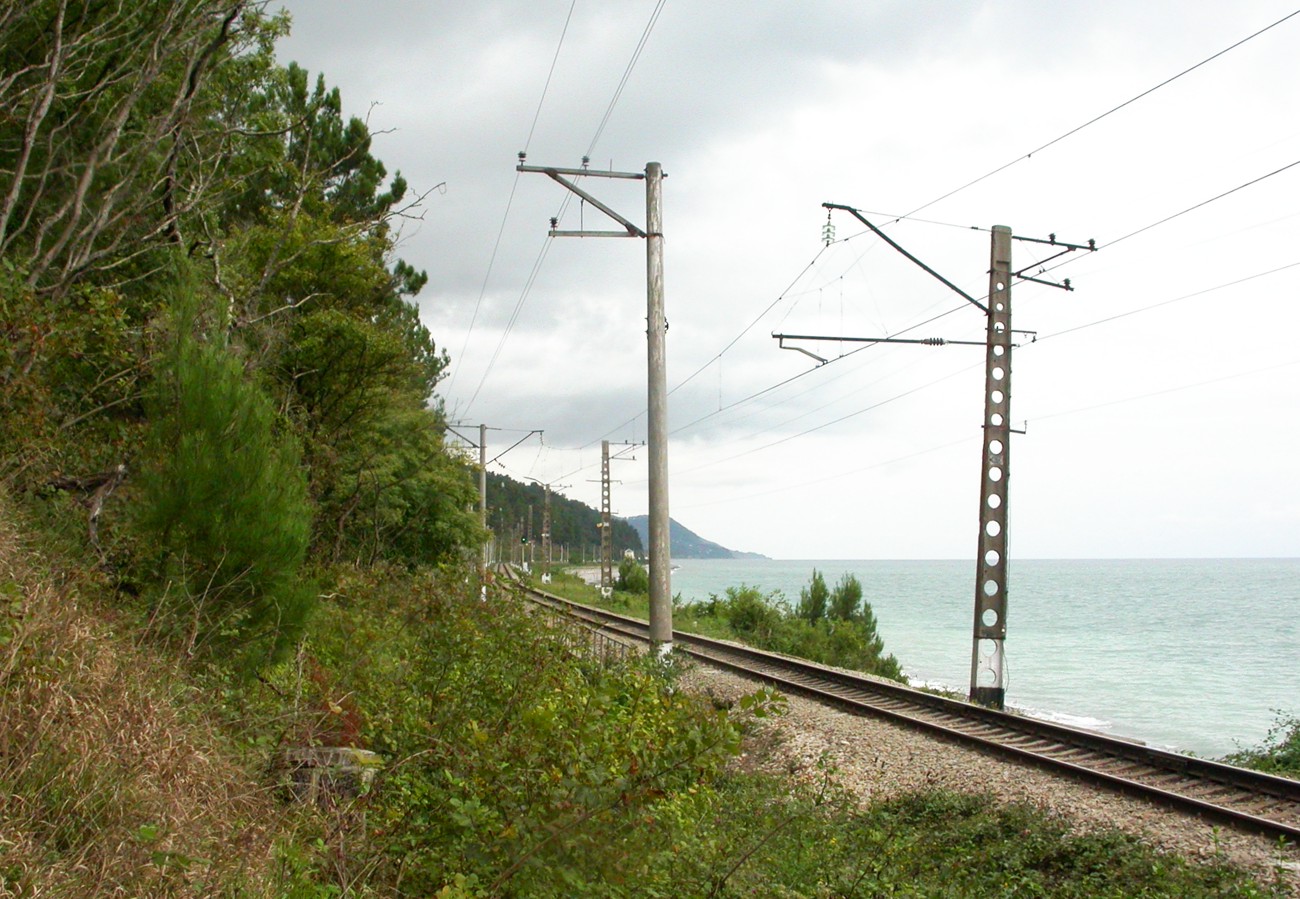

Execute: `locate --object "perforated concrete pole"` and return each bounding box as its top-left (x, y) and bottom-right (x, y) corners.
top-left (600, 440), bottom-right (613, 598)
top-left (970, 225), bottom-right (1013, 709)
top-left (541, 484), bottom-right (552, 584)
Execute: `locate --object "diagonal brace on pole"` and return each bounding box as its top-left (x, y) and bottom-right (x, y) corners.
top-left (824, 202), bottom-right (988, 313)
top-left (518, 164), bottom-right (646, 237)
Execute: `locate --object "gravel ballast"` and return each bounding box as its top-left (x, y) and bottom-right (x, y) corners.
top-left (679, 662), bottom-right (1300, 892)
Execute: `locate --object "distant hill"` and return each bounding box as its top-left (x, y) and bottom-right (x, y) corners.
top-left (485, 473), bottom-right (642, 558)
top-left (625, 515), bottom-right (768, 560)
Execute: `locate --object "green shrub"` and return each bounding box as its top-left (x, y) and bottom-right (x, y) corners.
top-left (302, 569), bottom-right (747, 895)
top-left (676, 574), bottom-right (905, 682)
top-left (1224, 713), bottom-right (1300, 777)
top-left (136, 291), bottom-right (312, 668)
top-left (616, 555), bottom-right (649, 594)
top-left (720, 584), bottom-right (783, 640)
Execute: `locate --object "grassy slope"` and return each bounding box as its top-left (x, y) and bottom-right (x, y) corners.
top-left (0, 494), bottom-right (323, 897)
top-left (0, 500), bottom-right (1288, 897)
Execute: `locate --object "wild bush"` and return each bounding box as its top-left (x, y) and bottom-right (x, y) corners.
top-left (1224, 713), bottom-right (1300, 777)
top-left (616, 555), bottom-right (649, 594)
top-left (676, 575), bottom-right (904, 681)
top-left (0, 490), bottom-right (326, 898)
top-left (302, 568), bottom-right (750, 895)
top-left (135, 291), bottom-right (312, 668)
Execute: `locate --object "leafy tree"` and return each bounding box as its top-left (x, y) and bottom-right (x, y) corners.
top-left (0, 0), bottom-right (280, 297)
top-left (0, 261), bottom-right (148, 488)
top-left (796, 568), bottom-right (829, 623)
top-left (1, 1), bottom-right (480, 578)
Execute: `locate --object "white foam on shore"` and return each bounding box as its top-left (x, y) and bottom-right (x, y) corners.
top-left (905, 670), bottom-right (1115, 735)
top-left (1014, 704), bottom-right (1112, 733)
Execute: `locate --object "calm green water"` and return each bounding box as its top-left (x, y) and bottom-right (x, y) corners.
top-left (668, 558), bottom-right (1300, 759)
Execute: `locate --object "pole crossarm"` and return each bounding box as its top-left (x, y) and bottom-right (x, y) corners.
top-left (1009, 232), bottom-right (1096, 290)
top-left (486, 429), bottom-right (543, 467)
top-left (1010, 232), bottom-right (1096, 251)
top-left (518, 164), bottom-right (646, 238)
top-left (1016, 273), bottom-right (1074, 291)
top-left (824, 202), bottom-right (988, 313)
top-left (517, 163), bottom-right (645, 180)
top-left (773, 332), bottom-right (987, 348)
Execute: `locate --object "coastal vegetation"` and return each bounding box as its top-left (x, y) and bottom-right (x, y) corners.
top-left (555, 566), bottom-right (904, 682)
top-left (1226, 714), bottom-right (1300, 778)
top-left (0, 4), bottom-right (1290, 895)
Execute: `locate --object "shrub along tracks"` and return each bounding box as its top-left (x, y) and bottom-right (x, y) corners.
top-left (513, 575), bottom-right (1300, 845)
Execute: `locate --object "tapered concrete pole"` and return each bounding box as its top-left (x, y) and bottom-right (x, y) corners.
top-left (600, 440), bottom-right (613, 598)
top-left (479, 423), bottom-right (488, 566)
top-left (970, 225), bottom-right (1013, 708)
top-left (645, 161), bottom-right (672, 650)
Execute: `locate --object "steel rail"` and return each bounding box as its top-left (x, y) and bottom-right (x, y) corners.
top-left (511, 576), bottom-right (1300, 843)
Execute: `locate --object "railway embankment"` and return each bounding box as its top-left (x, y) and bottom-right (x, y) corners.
top-left (3, 504), bottom-right (1295, 896)
top-left (681, 661), bottom-right (1300, 893)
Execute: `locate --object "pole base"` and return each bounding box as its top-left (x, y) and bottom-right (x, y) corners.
top-left (970, 686), bottom-right (1005, 710)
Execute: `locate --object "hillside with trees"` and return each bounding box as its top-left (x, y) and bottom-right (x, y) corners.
top-left (486, 472), bottom-right (642, 562)
top-left (626, 514), bottom-right (767, 559)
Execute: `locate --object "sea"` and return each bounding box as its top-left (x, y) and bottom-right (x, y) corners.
top-left (667, 558), bottom-right (1299, 760)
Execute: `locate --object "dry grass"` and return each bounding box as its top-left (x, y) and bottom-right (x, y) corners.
top-left (0, 494), bottom-right (296, 897)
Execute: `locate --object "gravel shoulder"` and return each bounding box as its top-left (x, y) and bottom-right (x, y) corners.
top-left (679, 661), bottom-right (1300, 893)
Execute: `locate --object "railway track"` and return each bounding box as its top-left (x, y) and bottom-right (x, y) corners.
top-left (512, 575), bottom-right (1300, 844)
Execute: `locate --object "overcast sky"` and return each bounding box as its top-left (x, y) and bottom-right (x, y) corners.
top-left (274, 1), bottom-right (1300, 560)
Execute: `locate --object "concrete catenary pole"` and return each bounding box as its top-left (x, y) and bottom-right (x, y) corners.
top-left (970, 225), bottom-right (1013, 709)
top-left (515, 157), bottom-right (672, 648)
top-left (541, 484), bottom-right (552, 584)
top-left (600, 440), bottom-right (613, 598)
top-left (645, 161), bottom-right (672, 650)
top-left (478, 423), bottom-right (488, 565)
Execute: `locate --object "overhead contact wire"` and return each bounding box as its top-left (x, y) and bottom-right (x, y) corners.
top-left (904, 8), bottom-right (1300, 219)
top-left (586, 0), bottom-right (667, 158)
top-left (450, 0), bottom-right (578, 399)
top-left (588, 243), bottom-right (830, 447)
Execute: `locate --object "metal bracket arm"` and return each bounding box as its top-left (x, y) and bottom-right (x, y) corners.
top-left (824, 202), bottom-right (988, 313)
top-left (517, 165), bottom-right (646, 238)
top-left (1010, 232), bottom-right (1096, 252)
top-left (1017, 273), bottom-right (1073, 291)
top-left (517, 163), bottom-right (645, 180)
top-left (776, 335), bottom-right (828, 364)
top-left (773, 332), bottom-right (986, 348)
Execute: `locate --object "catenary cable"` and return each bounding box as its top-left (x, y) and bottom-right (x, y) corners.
top-left (586, 242), bottom-right (831, 447)
top-left (1036, 259), bottom-right (1300, 343)
top-left (448, 0), bottom-right (578, 398)
top-left (585, 0), bottom-right (667, 159)
top-left (465, 1), bottom-right (667, 416)
top-left (903, 8), bottom-right (1300, 219)
top-left (496, 11), bottom-right (1300, 492)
